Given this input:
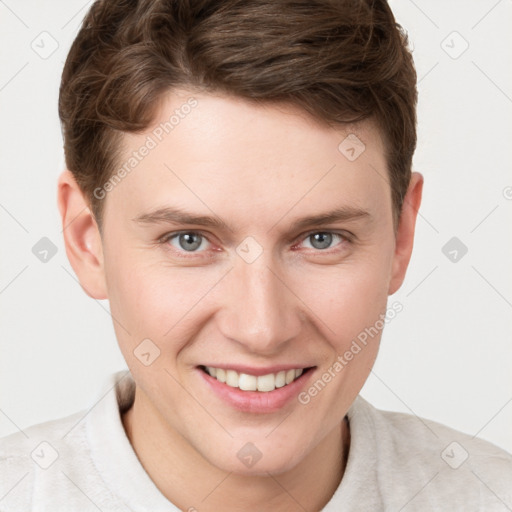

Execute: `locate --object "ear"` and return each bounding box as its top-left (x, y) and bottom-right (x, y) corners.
top-left (388, 172), bottom-right (424, 295)
top-left (57, 170), bottom-right (108, 299)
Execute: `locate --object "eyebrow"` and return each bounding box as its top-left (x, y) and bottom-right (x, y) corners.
top-left (132, 205), bottom-right (371, 233)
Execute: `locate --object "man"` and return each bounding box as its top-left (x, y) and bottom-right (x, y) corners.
top-left (1, 0), bottom-right (511, 510)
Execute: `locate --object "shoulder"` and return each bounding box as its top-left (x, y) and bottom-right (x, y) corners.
top-left (0, 408), bottom-right (86, 450)
top-left (0, 371), bottom-right (135, 511)
top-left (0, 408), bottom-right (89, 462)
top-left (0, 410), bottom-right (93, 510)
top-left (348, 396), bottom-right (512, 510)
top-left (366, 398), bottom-right (512, 465)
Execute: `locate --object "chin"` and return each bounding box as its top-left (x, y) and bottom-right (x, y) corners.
top-left (204, 442), bottom-right (305, 476)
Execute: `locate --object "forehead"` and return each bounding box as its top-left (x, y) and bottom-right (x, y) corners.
top-left (141, 89), bottom-right (385, 164)
top-left (106, 90), bottom-right (391, 231)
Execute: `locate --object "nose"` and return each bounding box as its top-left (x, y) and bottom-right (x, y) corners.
top-left (216, 251), bottom-right (304, 355)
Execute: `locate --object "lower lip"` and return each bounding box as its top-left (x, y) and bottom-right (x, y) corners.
top-left (197, 367), bottom-right (315, 413)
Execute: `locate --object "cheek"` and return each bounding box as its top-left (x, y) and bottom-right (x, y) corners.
top-left (105, 251), bottom-right (215, 361)
top-left (107, 263), bottom-right (185, 332)
top-left (298, 254), bottom-right (392, 344)
top-left (292, 259), bottom-right (391, 423)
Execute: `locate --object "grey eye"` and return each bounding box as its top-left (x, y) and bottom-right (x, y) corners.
top-left (308, 232), bottom-right (334, 250)
top-left (172, 232), bottom-right (205, 252)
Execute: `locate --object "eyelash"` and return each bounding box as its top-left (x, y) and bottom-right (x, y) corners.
top-left (158, 230), bottom-right (352, 259)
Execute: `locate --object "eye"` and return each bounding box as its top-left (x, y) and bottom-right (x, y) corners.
top-left (162, 231), bottom-right (211, 253)
top-left (298, 231), bottom-right (347, 251)
top-left (159, 229), bottom-right (350, 258)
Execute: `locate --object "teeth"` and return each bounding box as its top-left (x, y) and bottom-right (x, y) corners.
top-left (257, 373), bottom-right (275, 392)
top-left (226, 369), bottom-right (239, 387)
top-left (204, 366), bottom-right (306, 393)
top-left (285, 369), bottom-right (296, 384)
top-left (275, 371), bottom-right (286, 388)
top-left (239, 373), bottom-right (257, 391)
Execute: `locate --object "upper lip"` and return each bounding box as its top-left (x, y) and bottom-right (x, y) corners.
top-left (199, 364), bottom-right (314, 376)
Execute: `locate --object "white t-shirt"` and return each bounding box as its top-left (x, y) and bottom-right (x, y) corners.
top-left (1, 370), bottom-right (511, 511)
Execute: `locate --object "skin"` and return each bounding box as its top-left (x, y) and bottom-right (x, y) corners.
top-left (57, 89), bottom-right (423, 511)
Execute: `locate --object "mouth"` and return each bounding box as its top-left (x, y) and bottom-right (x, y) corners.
top-left (197, 364), bottom-right (315, 413)
top-left (199, 365), bottom-right (314, 393)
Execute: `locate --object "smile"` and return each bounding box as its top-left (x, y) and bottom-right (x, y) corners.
top-left (197, 364), bottom-right (316, 413)
top-left (200, 366), bottom-right (309, 392)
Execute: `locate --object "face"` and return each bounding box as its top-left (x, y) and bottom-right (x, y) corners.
top-left (64, 89), bottom-right (420, 475)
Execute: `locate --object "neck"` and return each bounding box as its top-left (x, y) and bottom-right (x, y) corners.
top-left (122, 387), bottom-right (350, 512)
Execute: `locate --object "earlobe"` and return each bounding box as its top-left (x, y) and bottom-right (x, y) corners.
top-left (388, 172), bottom-right (424, 295)
top-left (57, 170), bottom-right (108, 300)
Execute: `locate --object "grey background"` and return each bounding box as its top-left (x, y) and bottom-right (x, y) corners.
top-left (1, 0), bottom-right (511, 453)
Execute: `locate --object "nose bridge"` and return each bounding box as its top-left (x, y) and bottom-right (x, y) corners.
top-left (219, 250), bottom-right (301, 354)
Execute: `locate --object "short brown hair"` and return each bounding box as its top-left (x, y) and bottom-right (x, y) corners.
top-left (59, 0), bottom-right (417, 231)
